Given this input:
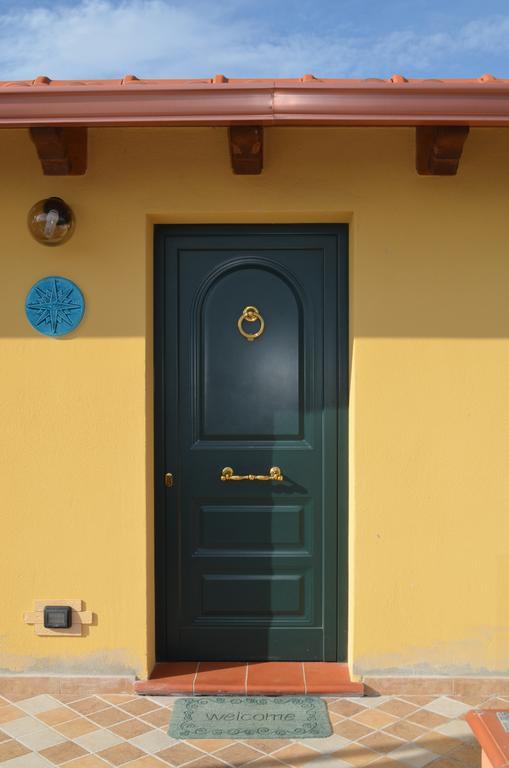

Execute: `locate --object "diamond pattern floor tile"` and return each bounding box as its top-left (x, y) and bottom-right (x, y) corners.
top-left (388, 742), bottom-right (439, 768)
top-left (17, 698), bottom-right (63, 717)
top-left (332, 743), bottom-right (379, 767)
top-left (155, 743), bottom-right (204, 765)
top-left (0, 689), bottom-right (496, 768)
top-left (270, 743), bottom-right (321, 766)
top-left (0, 739), bottom-right (31, 761)
top-left (39, 740), bottom-right (88, 765)
top-left (433, 721), bottom-right (476, 742)
top-left (422, 700), bottom-right (471, 719)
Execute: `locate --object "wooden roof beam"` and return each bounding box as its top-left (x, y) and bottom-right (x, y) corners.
top-left (229, 126), bottom-right (263, 174)
top-left (416, 126), bottom-right (469, 175)
top-left (29, 127), bottom-right (87, 175)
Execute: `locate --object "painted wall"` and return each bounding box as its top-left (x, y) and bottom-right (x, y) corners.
top-left (0, 126), bottom-right (508, 679)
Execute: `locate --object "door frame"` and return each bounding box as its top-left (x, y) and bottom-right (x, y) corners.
top-left (153, 223), bottom-right (349, 661)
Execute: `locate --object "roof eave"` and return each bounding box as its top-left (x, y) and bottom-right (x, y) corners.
top-left (1, 82), bottom-right (509, 127)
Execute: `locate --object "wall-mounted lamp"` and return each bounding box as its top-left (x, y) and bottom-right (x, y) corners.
top-left (28, 197), bottom-right (74, 246)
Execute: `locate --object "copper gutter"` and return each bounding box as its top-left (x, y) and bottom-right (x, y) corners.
top-left (1, 76), bottom-right (509, 128)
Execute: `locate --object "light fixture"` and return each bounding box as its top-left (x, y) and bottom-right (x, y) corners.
top-left (43, 605), bottom-right (72, 629)
top-left (28, 197), bottom-right (74, 246)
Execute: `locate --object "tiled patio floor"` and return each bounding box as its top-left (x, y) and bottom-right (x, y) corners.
top-left (0, 689), bottom-right (502, 768)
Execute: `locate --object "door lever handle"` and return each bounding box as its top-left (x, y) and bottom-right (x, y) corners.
top-left (220, 466), bottom-right (284, 482)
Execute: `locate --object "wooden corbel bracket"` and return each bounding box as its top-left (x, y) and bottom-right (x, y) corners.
top-left (228, 126), bottom-right (263, 174)
top-left (416, 126), bottom-right (470, 176)
top-left (30, 127), bottom-right (88, 175)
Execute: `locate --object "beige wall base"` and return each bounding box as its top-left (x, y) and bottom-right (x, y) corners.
top-left (363, 676), bottom-right (509, 696)
top-left (2, 673), bottom-right (509, 700)
top-left (0, 676), bottom-right (135, 699)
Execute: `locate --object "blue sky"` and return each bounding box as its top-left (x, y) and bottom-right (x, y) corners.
top-left (0, 0), bottom-right (508, 80)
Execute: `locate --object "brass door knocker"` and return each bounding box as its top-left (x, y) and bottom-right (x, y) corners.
top-left (237, 305), bottom-right (264, 341)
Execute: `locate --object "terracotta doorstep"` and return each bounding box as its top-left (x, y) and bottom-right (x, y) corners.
top-left (304, 661), bottom-right (363, 694)
top-left (137, 662), bottom-right (198, 694)
top-left (195, 662), bottom-right (247, 694)
top-left (135, 662), bottom-right (364, 696)
top-left (247, 662), bottom-right (304, 694)
top-left (467, 709), bottom-right (509, 768)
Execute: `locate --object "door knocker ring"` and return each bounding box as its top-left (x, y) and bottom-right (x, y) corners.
top-left (237, 306), bottom-right (265, 341)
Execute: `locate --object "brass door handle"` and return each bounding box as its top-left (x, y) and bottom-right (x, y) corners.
top-left (221, 466), bottom-right (284, 482)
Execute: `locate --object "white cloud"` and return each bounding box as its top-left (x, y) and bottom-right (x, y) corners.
top-left (0, 1), bottom-right (507, 80)
top-left (459, 16), bottom-right (509, 52)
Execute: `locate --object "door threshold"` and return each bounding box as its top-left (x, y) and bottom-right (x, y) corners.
top-left (135, 662), bottom-right (364, 696)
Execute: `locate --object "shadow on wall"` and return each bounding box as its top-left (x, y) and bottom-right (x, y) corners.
top-left (5, 223), bottom-right (509, 339)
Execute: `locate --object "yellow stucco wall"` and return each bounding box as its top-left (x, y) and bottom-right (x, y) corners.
top-left (0, 126), bottom-right (508, 679)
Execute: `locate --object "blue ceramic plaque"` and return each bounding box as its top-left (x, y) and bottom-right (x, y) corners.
top-left (25, 276), bottom-right (85, 336)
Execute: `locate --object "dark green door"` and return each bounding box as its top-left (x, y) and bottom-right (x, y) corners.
top-left (155, 225), bottom-right (348, 661)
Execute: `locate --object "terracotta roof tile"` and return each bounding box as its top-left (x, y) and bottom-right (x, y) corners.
top-left (0, 73), bottom-right (507, 88)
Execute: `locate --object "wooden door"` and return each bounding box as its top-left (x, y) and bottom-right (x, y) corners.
top-left (155, 225), bottom-right (348, 661)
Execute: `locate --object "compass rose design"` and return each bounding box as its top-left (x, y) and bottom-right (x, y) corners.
top-left (25, 277), bottom-right (85, 336)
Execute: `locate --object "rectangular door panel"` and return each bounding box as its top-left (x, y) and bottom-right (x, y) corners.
top-left (195, 504), bottom-right (309, 552)
top-left (201, 574), bottom-right (307, 617)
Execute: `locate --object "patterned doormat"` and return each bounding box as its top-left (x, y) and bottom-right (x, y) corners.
top-left (168, 696), bottom-right (332, 739)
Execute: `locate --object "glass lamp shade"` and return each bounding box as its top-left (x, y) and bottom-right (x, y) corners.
top-left (28, 197), bottom-right (74, 246)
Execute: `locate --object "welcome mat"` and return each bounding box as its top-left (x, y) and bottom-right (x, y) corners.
top-left (168, 696), bottom-right (332, 739)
